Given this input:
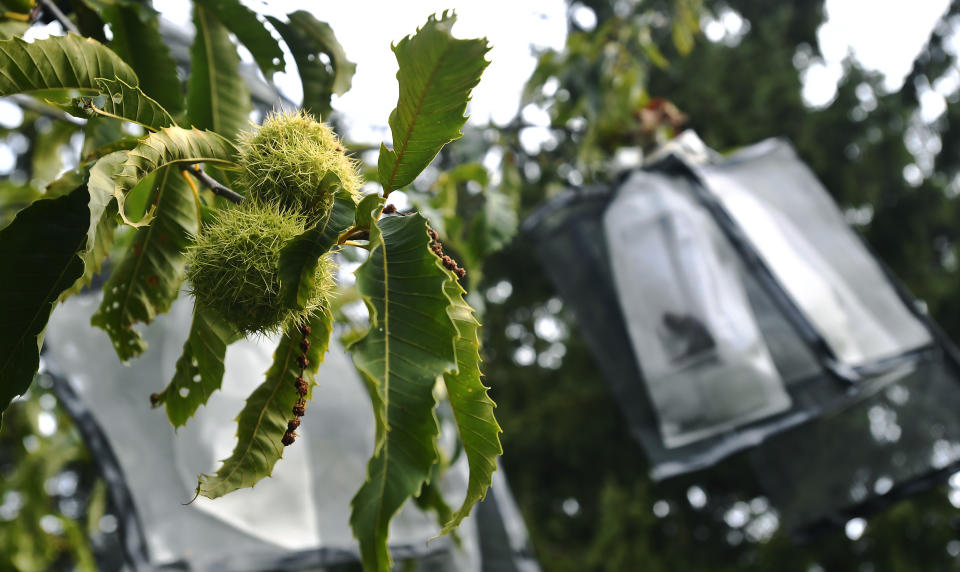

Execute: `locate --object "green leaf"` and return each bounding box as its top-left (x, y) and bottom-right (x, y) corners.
top-left (0, 0), bottom-right (32, 13)
top-left (79, 116), bottom-right (146, 164)
top-left (198, 309), bottom-right (333, 498)
top-left (0, 33), bottom-right (137, 97)
top-left (60, 151), bottom-right (123, 299)
top-left (113, 126), bottom-right (237, 227)
top-left (639, 27), bottom-right (669, 70)
top-left (90, 167), bottom-right (198, 361)
top-left (31, 120), bottom-right (79, 189)
top-left (155, 304), bottom-right (239, 427)
top-left (79, 77), bottom-right (175, 131)
top-left (0, 20), bottom-right (29, 40)
top-left (467, 187), bottom-right (519, 261)
top-left (0, 186), bottom-right (89, 421)
top-left (101, 5), bottom-right (184, 114)
top-left (349, 213), bottom-right (459, 572)
top-left (289, 11), bottom-right (354, 96)
top-left (45, 168), bottom-right (88, 199)
top-left (194, 0), bottom-right (285, 79)
top-left (672, 0), bottom-right (701, 56)
top-left (426, 162), bottom-right (487, 257)
top-left (277, 185), bottom-right (355, 311)
top-left (117, 170), bottom-right (156, 223)
top-left (414, 461), bottom-right (455, 534)
top-left (267, 11), bottom-right (355, 119)
top-left (354, 193), bottom-right (385, 229)
top-left (70, 0), bottom-right (110, 42)
top-left (187, 4), bottom-right (252, 139)
top-left (378, 12), bottom-right (490, 194)
top-left (0, 180), bottom-right (42, 229)
top-left (438, 271), bottom-right (501, 535)
top-left (84, 135), bottom-right (143, 162)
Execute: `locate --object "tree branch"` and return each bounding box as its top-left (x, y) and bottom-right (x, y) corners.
top-left (181, 166), bottom-right (244, 204)
top-left (39, 0), bottom-right (79, 35)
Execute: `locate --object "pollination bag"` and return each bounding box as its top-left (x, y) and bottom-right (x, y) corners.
top-left (525, 134), bottom-right (960, 528)
top-left (43, 293), bottom-right (536, 571)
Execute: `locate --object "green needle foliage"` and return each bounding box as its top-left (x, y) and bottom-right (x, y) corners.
top-left (0, 8), bottom-right (498, 570)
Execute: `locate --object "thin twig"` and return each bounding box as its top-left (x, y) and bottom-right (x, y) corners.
top-left (39, 0), bottom-right (79, 35)
top-left (181, 166), bottom-right (245, 204)
top-left (337, 226), bottom-right (369, 244)
top-left (0, 11), bottom-right (31, 22)
top-left (181, 168), bottom-right (200, 200)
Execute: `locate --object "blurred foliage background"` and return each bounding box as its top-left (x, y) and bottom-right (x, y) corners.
top-left (5, 0), bottom-right (960, 570)
top-left (478, 0), bottom-right (960, 571)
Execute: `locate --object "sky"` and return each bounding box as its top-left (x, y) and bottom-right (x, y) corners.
top-left (251, 0), bottom-right (956, 140)
top-left (150, 0), bottom-right (959, 141)
top-left (160, 0), bottom-right (568, 143)
top-left (805, 0), bottom-right (955, 110)
top-left (2, 1), bottom-right (956, 160)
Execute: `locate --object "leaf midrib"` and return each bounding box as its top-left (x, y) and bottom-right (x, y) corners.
top-left (373, 226), bottom-right (392, 535)
top-left (117, 168), bottom-right (172, 325)
top-left (284, 200), bottom-right (336, 305)
top-left (198, 8), bottom-right (223, 134)
top-left (204, 333), bottom-right (297, 496)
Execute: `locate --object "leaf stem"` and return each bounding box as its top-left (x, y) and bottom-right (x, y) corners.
top-left (337, 226), bottom-right (370, 244)
top-left (180, 168), bottom-right (205, 223)
top-left (181, 166), bottom-right (244, 204)
top-left (0, 11), bottom-right (30, 22)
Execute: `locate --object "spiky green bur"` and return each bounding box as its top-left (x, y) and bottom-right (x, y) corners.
top-left (186, 202), bottom-right (336, 335)
top-left (237, 110), bottom-right (362, 215)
